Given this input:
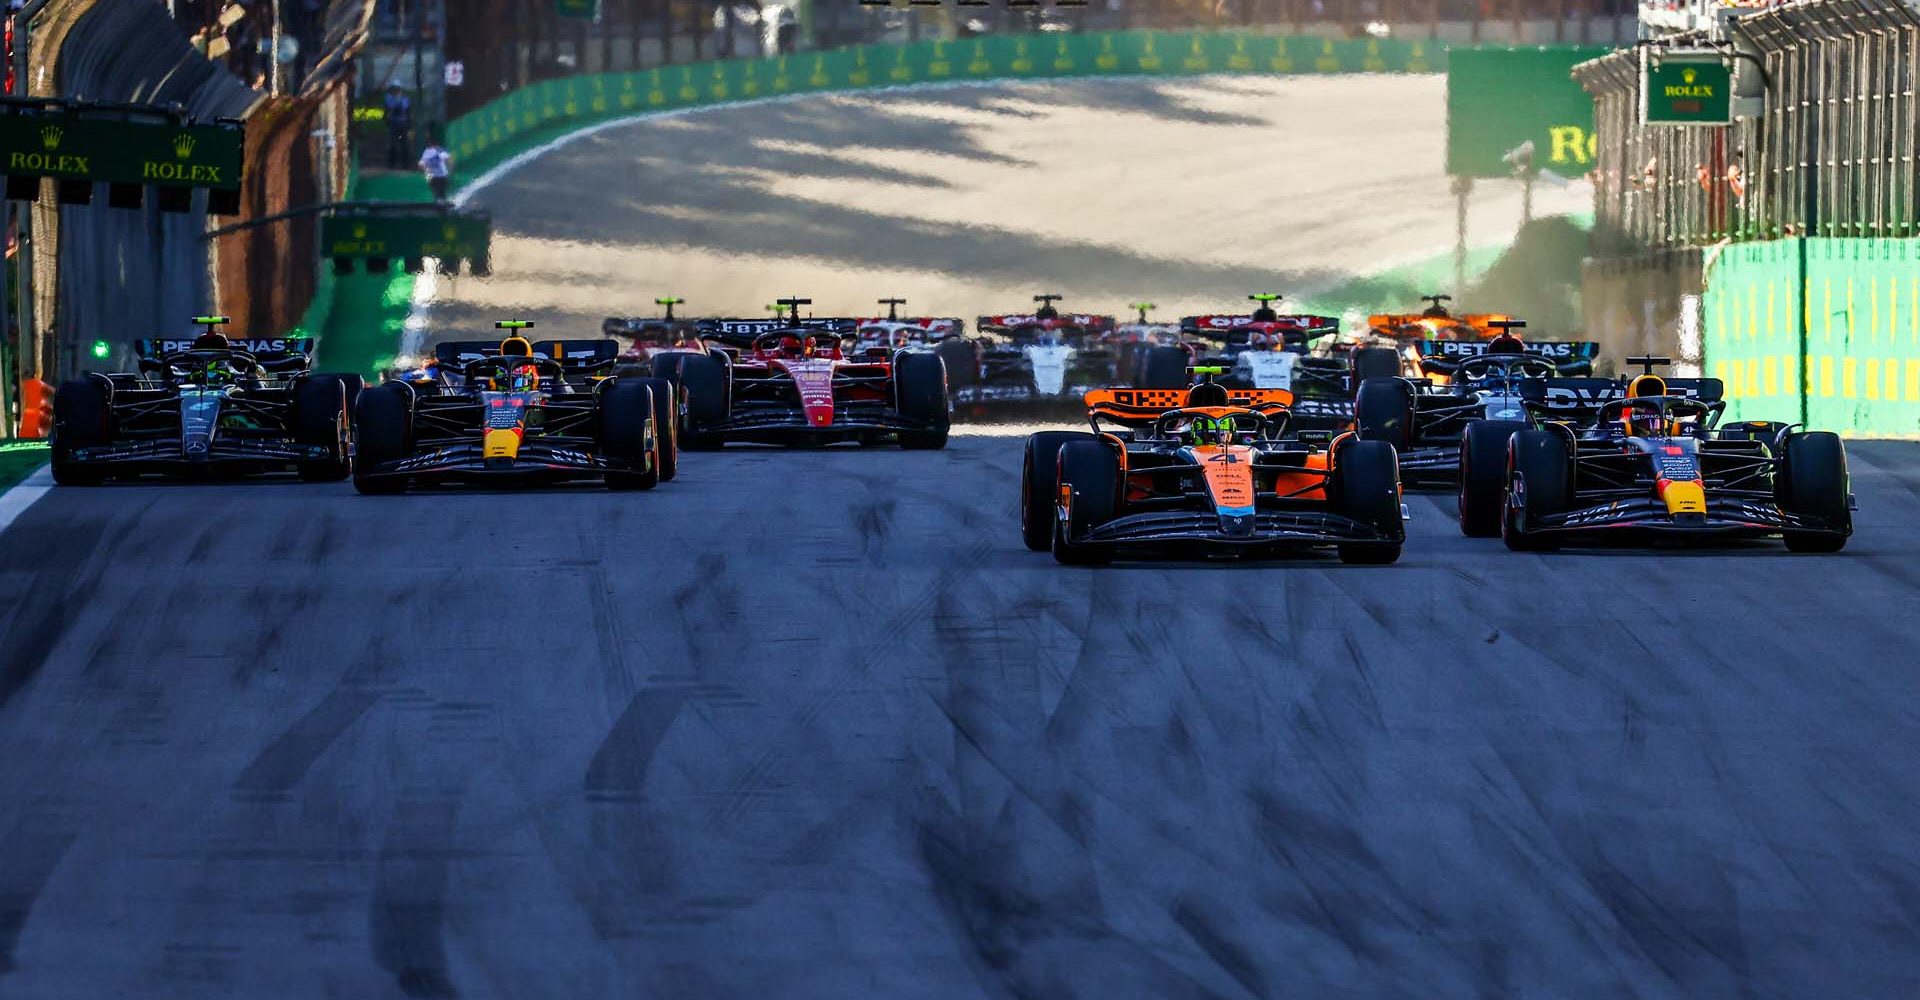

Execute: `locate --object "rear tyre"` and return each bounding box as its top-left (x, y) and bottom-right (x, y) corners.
top-left (1503, 429), bottom-right (1570, 551)
top-left (50, 379), bottom-right (110, 486)
top-left (631, 376), bottom-right (679, 482)
top-left (1459, 420), bottom-right (1527, 537)
top-left (1052, 440), bottom-right (1119, 566)
top-left (672, 352), bottom-right (728, 450)
top-left (935, 339), bottom-right (978, 389)
top-left (1331, 439), bottom-right (1403, 565)
top-left (352, 383), bottom-right (413, 495)
top-left (893, 352), bottom-right (950, 450)
top-left (1352, 346), bottom-right (1402, 381)
top-left (1021, 430), bottom-right (1096, 551)
top-left (1138, 346), bottom-right (1192, 389)
top-left (1779, 431), bottom-right (1849, 552)
top-left (293, 375), bottom-right (351, 482)
top-left (600, 380), bottom-right (660, 491)
top-left (1353, 377), bottom-right (1414, 451)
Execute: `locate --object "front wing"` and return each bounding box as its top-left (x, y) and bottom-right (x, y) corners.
top-left (1526, 496), bottom-right (1850, 539)
top-left (355, 438), bottom-right (647, 483)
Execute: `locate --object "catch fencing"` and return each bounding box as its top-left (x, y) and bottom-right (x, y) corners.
top-left (212, 0), bottom-right (373, 341)
top-left (1575, 0), bottom-right (1920, 252)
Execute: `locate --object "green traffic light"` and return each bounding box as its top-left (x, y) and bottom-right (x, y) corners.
top-left (91, 340), bottom-right (110, 359)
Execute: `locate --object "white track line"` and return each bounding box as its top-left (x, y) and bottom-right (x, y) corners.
top-left (0, 462), bottom-right (52, 536)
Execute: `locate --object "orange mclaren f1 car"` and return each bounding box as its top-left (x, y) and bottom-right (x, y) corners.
top-left (1020, 369), bottom-right (1407, 565)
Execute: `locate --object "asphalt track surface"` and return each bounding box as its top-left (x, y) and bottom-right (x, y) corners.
top-left (1, 436), bottom-right (1919, 998)
top-left (4, 78), bottom-right (1919, 998)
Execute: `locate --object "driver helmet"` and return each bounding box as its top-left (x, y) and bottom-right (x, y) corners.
top-left (191, 330), bottom-right (231, 351)
top-left (1484, 332), bottom-right (1526, 354)
top-left (1625, 374), bottom-right (1671, 435)
top-left (1187, 414), bottom-right (1234, 446)
top-left (508, 362), bottom-right (541, 393)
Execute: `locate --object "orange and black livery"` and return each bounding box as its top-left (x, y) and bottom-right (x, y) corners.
top-left (1020, 369), bottom-right (1407, 565)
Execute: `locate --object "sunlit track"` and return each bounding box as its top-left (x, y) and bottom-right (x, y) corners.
top-left (0, 435), bottom-right (1918, 997)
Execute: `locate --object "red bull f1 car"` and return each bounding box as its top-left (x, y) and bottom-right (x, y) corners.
top-left (1020, 369), bottom-right (1407, 565)
top-left (50, 317), bottom-right (358, 485)
top-left (353, 323), bottom-right (676, 493)
top-left (651, 297), bottom-right (951, 449)
top-left (1457, 359), bottom-right (1853, 551)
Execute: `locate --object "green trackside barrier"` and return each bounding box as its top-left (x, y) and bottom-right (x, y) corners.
top-left (445, 32), bottom-right (1452, 166)
top-left (1704, 236), bottom-right (1920, 437)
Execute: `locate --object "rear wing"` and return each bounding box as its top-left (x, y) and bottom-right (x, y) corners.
top-left (693, 317), bottom-right (860, 347)
top-left (853, 317), bottom-right (965, 339)
top-left (534, 339), bottom-right (620, 368)
top-left (603, 316), bottom-right (696, 337)
top-left (1418, 339), bottom-right (1600, 362)
top-left (977, 313), bottom-right (1116, 334)
top-left (1370, 312), bottom-right (1513, 333)
top-left (136, 336), bottom-right (313, 359)
top-left (1180, 314), bottom-right (1339, 334)
top-left (1083, 386), bottom-right (1295, 427)
top-left (1517, 376), bottom-right (1727, 416)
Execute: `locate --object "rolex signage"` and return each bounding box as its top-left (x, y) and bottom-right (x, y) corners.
top-left (321, 212), bottom-right (492, 272)
top-left (1641, 50), bottom-right (1733, 126)
top-left (0, 111), bottom-right (245, 191)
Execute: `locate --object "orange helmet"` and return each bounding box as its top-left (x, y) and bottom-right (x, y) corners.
top-left (1624, 375), bottom-right (1672, 435)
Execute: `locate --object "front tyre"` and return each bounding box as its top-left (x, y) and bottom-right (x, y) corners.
top-left (672, 352), bottom-right (729, 450)
top-left (1779, 431), bottom-right (1849, 552)
top-left (893, 352), bottom-right (951, 450)
top-left (293, 375), bottom-right (351, 482)
top-left (1503, 429), bottom-right (1570, 551)
top-left (1052, 439), bottom-right (1119, 566)
top-left (600, 379), bottom-right (661, 491)
top-left (1331, 438), bottom-right (1403, 565)
top-left (630, 376), bottom-right (679, 482)
top-left (50, 379), bottom-right (111, 486)
top-left (1021, 431), bottom-right (1096, 551)
top-left (1459, 420), bottom-right (1527, 537)
top-left (352, 383), bottom-right (413, 494)
top-left (1353, 377), bottom-right (1415, 452)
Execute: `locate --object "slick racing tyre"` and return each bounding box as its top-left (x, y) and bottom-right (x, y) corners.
top-left (600, 379), bottom-right (661, 491)
top-left (1021, 431), bottom-right (1096, 551)
top-left (1052, 440), bottom-right (1119, 566)
top-left (935, 338), bottom-right (979, 389)
top-left (1778, 431), bottom-right (1849, 553)
top-left (1331, 439), bottom-right (1402, 565)
top-left (50, 378), bottom-right (111, 486)
top-left (352, 383), bottom-right (414, 494)
top-left (1503, 429), bottom-right (1570, 551)
top-left (893, 352), bottom-right (951, 450)
top-left (1353, 377), bottom-right (1414, 452)
top-left (1352, 346), bottom-right (1402, 382)
top-left (1138, 346), bottom-right (1192, 390)
top-left (631, 376), bottom-right (679, 483)
top-left (293, 375), bottom-right (352, 482)
top-left (1459, 420), bottom-right (1527, 537)
top-left (671, 352), bottom-right (729, 450)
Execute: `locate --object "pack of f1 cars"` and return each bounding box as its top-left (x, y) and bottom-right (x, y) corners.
top-left (1020, 368), bottom-right (1407, 565)
top-left (650, 298), bottom-right (951, 448)
top-left (50, 317), bottom-right (359, 485)
top-left (1456, 358), bottom-right (1853, 552)
top-left (961, 294), bottom-right (1120, 414)
top-left (1354, 323), bottom-right (1599, 485)
top-left (352, 322), bottom-right (677, 493)
top-left (1125, 295), bottom-right (1400, 435)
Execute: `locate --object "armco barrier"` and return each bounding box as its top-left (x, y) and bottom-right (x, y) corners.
top-left (1704, 237), bottom-right (1920, 436)
top-left (446, 32), bottom-right (1449, 167)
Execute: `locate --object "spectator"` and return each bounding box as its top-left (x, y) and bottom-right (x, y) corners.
top-left (419, 138), bottom-right (453, 202)
top-left (383, 84), bottom-right (413, 169)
